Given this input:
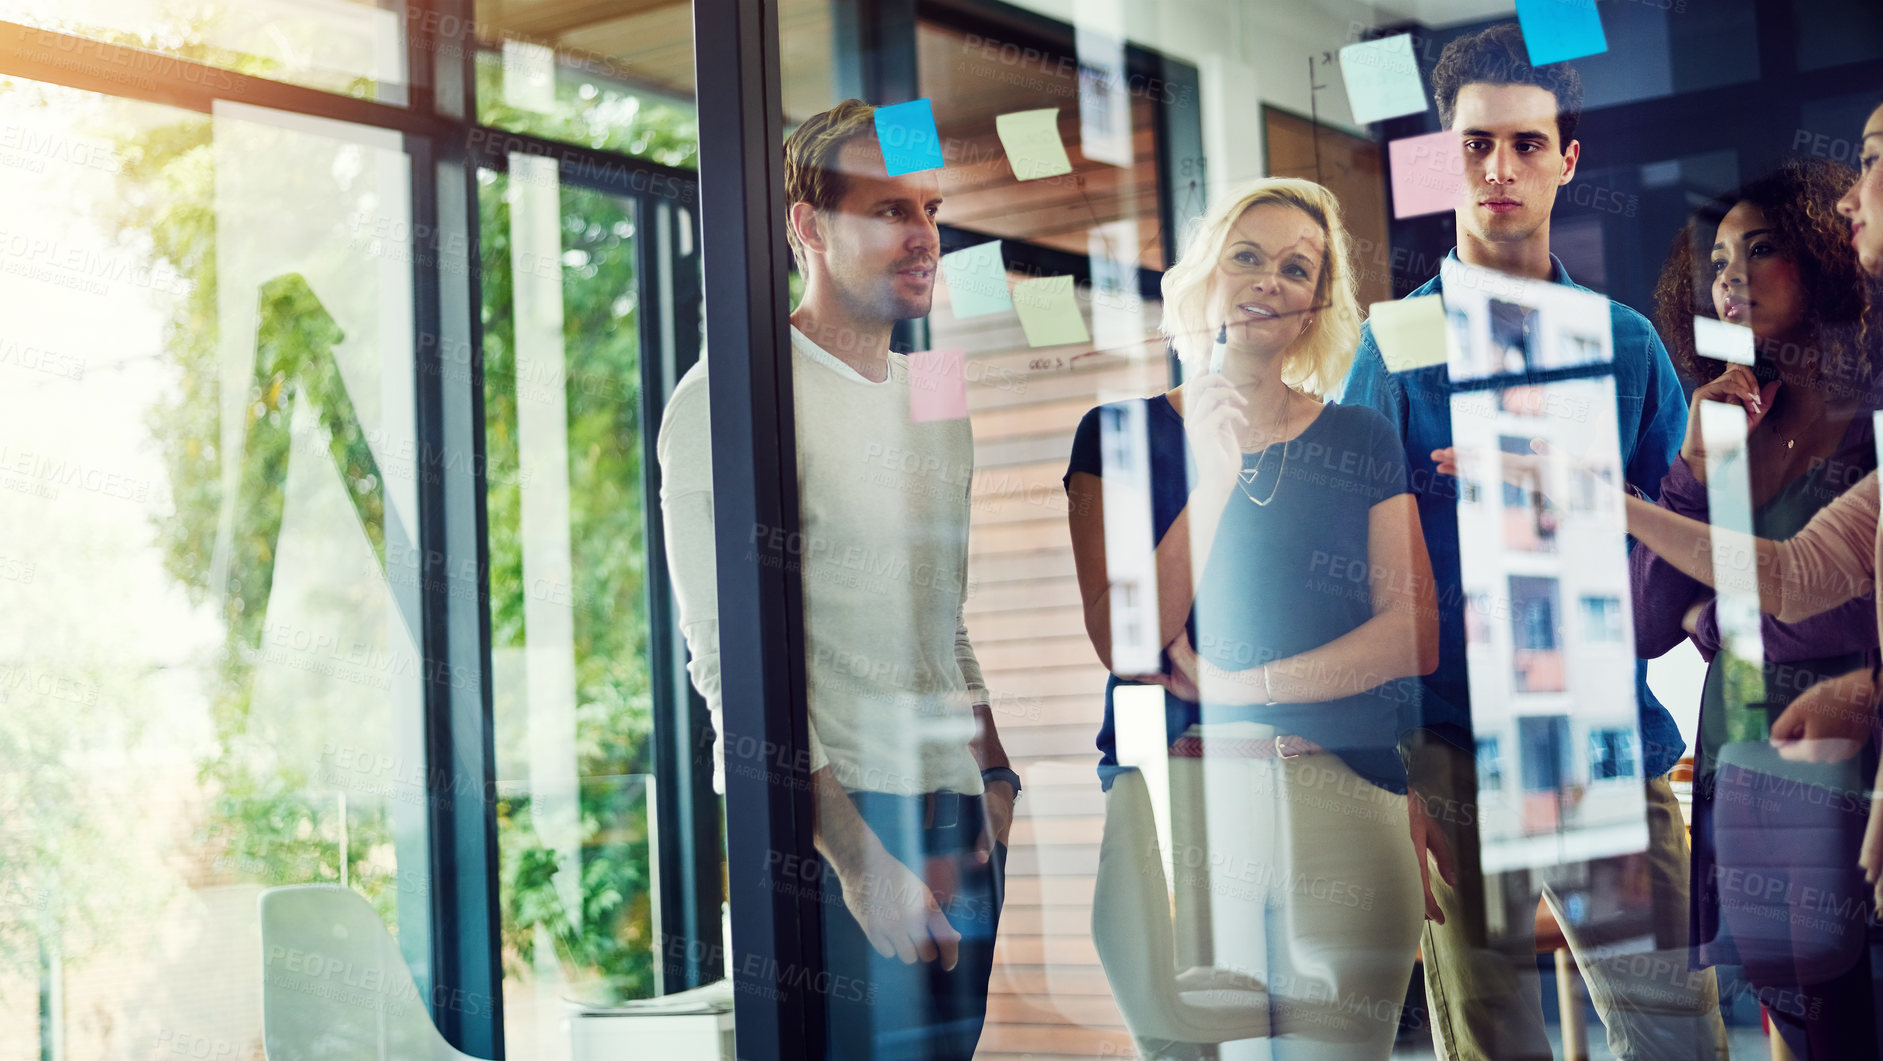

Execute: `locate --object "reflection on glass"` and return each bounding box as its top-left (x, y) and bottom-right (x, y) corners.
top-left (478, 160), bottom-right (665, 1057)
top-left (1442, 258), bottom-right (1614, 382)
top-left (0, 0), bottom-right (408, 101)
top-left (1097, 400), bottom-right (1158, 674)
top-left (1696, 399), bottom-right (1767, 719)
top-left (469, 0), bottom-right (838, 161)
top-left (0, 78), bottom-right (418, 1055)
top-left (472, 39), bottom-right (698, 169)
top-left (1453, 377), bottom-right (1648, 871)
top-left (917, 18), bottom-right (1168, 270)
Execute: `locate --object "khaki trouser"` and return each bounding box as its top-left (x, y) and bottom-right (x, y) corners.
top-left (1414, 738), bottom-right (1729, 1061)
top-left (1171, 732), bottom-right (1424, 1060)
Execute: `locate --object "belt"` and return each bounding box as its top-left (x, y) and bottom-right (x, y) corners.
top-left (1169, 733), bottom-right (1326, 760)
top-left (923, 790), bottom-right (972, 829)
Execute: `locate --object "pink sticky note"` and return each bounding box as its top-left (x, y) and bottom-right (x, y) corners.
top-left (909, 348), bottom-right (967, 422)
top-left (1388, 131), bottom-right (1464, 219)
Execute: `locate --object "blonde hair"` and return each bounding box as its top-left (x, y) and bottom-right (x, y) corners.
top-left (1159, 177), bottom-right (1361, 397)
top-left (783, 98), bottom-right (878, 269)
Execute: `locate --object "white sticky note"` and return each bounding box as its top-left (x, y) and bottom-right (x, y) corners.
top-left (995, 109), bottom-right (1075, 181)
top-left (941, 241), bottom-right (1012, 319)
top-left (1370, 295), bottom-right (1451, 372)
top-left (1076, 23), bottom-right (1133, 168)
top-left (501, 39), bottom-right (557, 112)
top-left (1693, 315), bottom-right (1755, 366)
top-left (1013, 276), bottom-right (1090, 347)
top-left (1089, 222), bottom-right (1148, 353)
top-left (1339, 35), bottom-right (1428, 125)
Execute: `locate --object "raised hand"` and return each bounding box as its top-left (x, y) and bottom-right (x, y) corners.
top-left (1770, 667), bottom-right (1877, 764)
top-left (1408, 789), bottom-right (1460, 924)
top-left (1179, 374), bottom-right (1250, 492)
top-left (1681, 365), bottom-right (1781, 479)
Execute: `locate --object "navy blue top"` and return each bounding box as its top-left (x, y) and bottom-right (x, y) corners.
top-left (1340, 250), bottom-right (1689, 778)
top-left (1065, 395), bottom-right (1415, 794)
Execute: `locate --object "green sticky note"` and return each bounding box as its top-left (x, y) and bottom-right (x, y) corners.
top-left (995, 108), bottom-right (1074, 181)
top-left (1370, 295), bottom-right (1450, 372)
top-left (941, 241), bottom-right (1012, 318)
top-left (1013, 276), bottom-right (1090, 348)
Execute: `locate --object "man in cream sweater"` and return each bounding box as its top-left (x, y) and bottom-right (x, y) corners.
top-left (656, 99), bottom-right (1017, 1060)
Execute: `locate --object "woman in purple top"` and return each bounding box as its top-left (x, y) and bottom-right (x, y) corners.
top-left (1632, 157), bottom-right (1881, 1054)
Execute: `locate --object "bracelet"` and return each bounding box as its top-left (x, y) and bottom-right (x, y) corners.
top-left (981, 766), bottom-right (1022, 799)
top-left (1261, 663), bottom-right (1277, 705)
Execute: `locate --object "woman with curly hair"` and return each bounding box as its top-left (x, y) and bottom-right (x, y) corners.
top-left (1440, 116), bottom-right (1883, 1060)
top-left (1633, 156), bottom-right (1882, 1058)
top-left (1636, 157), bottom-right (1880, 734)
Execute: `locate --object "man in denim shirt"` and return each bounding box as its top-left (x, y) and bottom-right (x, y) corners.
top-left (1341, 24), bottom-right (1724, 1061)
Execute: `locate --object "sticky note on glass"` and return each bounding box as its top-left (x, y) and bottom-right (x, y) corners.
top-left (941, 241), bottom-right (1011, 318)
top-left (1370, 295), bottom-right (1451, 372)
top-left (501, 39), bottom-right (557, 112)
top-left (1515, 0), bottom-right (1608, 65)
top-left (1694, 315), bottom-right (1755, 366)
top-left (874, 99), bottom-right (944, 176)
top-left (1338, 35), bottom-right (1427, 124)
top-left (995, 109), bottom-right (1074, 181)
top-left (1013, 276), bottom-right (1090, 347)
top-left (1388, 131), bottom-right (1463, 219)
top-left (909, 349), bottom-right (968, 422)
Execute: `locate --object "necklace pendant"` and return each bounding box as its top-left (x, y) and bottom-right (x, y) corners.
top-left (1238, 467), bottom-right (1260, 484)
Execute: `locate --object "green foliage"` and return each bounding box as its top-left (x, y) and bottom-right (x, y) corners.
top-left (473, 51), bottom-right (699, 169)
top-left (1719, 653), bottom-right (1770, 745)
top-left (480, 165), bottom-right (664, 997)
top-left (96, 45), bottom-right (702, 1003)
top-left (100, 105), bottom-right (411, 927)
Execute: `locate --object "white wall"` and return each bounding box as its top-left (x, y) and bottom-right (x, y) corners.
top-left (1002, 0), bottom-right (1380, 198)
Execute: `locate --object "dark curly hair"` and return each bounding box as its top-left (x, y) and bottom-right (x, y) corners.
top-left (1431, 23), bottom-right (1583, 151)
top-left (1652, 157), bottom-right (1874, 403)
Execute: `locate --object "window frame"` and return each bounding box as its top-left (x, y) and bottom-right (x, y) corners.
top-left (0, 8), bottom-right (712, 1054)
top-left (1, 0), bottom-right (1202, 1054)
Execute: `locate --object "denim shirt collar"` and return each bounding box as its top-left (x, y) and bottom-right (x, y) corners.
top-left (1415, 247), bottom-right (1579, 296)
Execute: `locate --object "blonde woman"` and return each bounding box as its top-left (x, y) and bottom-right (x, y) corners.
top-left (1065, 178), bottom-right (1441, 1057)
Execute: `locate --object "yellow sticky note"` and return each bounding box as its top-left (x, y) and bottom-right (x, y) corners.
top-left (1370, 295), bottom-right (1450, 372)
top-left (1013, 276), bottom-right (1090, 348)
top-left (995, 109), bottom-right (1074, 181)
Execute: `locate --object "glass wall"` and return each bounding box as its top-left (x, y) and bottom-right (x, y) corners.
top-left (686, 0), bottom-right (1883, 1059)
top-left (1, 5), bottom-right (716, 1060)
top-left (0, 77), bottom-right (426, 1058)
top-left (12, 0), bottom-right (1883, 1059)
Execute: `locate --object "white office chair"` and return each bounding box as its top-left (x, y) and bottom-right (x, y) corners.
top-left (259, 884), bottom-right (479, 1060)
top-left (1091, 768), bottom-right (1272, 1056)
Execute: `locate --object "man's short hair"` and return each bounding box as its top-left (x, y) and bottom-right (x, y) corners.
top-left (783, 98), bottom-right (878, 268)
top-left (1431, 23), bottom-right (1583, 151)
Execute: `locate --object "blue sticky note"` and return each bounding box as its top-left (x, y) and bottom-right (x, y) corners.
top-left (873, 99), bottom-right (945, 176)
top-left (1514, 0), bottom-right (1607, 65)
top-left (941, 240), bottom-right (1012, 319)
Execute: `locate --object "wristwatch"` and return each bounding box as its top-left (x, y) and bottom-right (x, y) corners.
top-left (981, 766), bottom-right (1022, 799)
